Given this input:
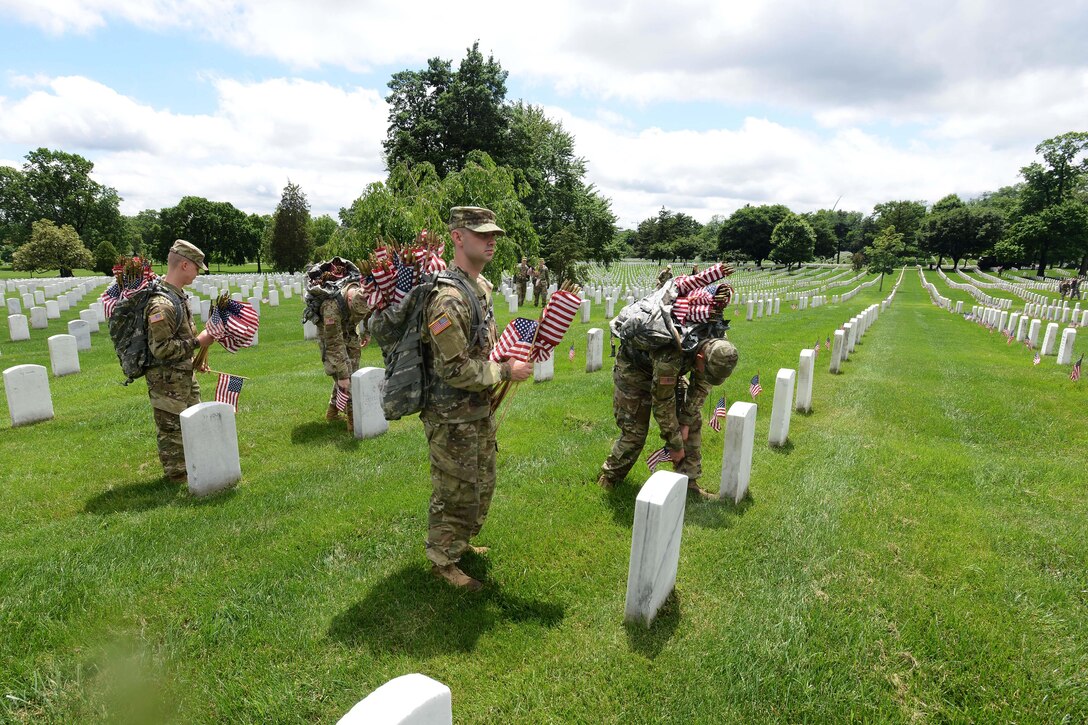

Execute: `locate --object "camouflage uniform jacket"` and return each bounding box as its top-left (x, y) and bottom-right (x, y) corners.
top-left (317, 290), bottom-right (370, 379)
top-left (534, 265), bottom-right (549, 291)
top-left (516, 262), bottom-right (530, 283)
top-left (422, 265), bottom-right (511, 424)
top-left (617, 344), bottom-right (714, 452)
top-left (145, 281), bottom-right (199, 414)
top-left (657, 269), bottom-right (672, 286)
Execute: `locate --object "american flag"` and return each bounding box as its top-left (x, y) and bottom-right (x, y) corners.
top-left (813, 340), bottom-right (820, 357)
top-left (824, 336), bottom-right (831, 351)
top-left (214, 373), bottom-right (244, 411)
top-left (1072, 354), bottom-right (1083, 382)
top-left (333, 385), bottom-right (351, 412)
top-left (370, 263), bottom-right (396, 299)
top-left (749, 374), bottom-right (762, 398)
top-left (206, 298), bottom-right (260, 353)
top-left (709, 396), bottom-right (727, 432)
top-left (390, 258), bottom-right (416, 305)
top-left (1033, 352), bottom-right (1041, 366)
top-left (568, 343), bottom-right (576, 361)
top-left (674, 263), bottom-right (727, 295)
top-left (647, 446), bottom-right (672, 471)
top-left (490, 317), bottom-right (537, 362)
top-left (534, 290), bottom-right (582, 351)
top-left (100, 271), bottom-right (153, 318)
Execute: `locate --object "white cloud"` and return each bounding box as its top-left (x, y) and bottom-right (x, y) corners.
top-left (0, 75), bottom-right (389, 215)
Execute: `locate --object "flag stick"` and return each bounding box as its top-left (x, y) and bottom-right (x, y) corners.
top-left (200, 369), bottom-right (250, 379)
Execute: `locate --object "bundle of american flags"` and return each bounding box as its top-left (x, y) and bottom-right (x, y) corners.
top-left (669, 263), bottom-right (734, 325)
top-left (100, 256), bottom-right (156, 318)
top-left (204, 293), bottom-right (260, 353)
top-left (490, 282), bottom-right (583, 363)
top-left (359, 230), bottom-right (447, 311)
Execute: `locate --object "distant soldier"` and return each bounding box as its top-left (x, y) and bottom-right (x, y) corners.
top-left (1073, 277), bottom-right (1082, 300)
top-left (533, 260), bottom-right (550, 306)
top-left (597, 336), bottom-right (739, 499)
top-left (657, 265), bottom-right (672, 288)
top-left (146, 240), bottom-right (214, 482)
top-left (691, 264), bottom-right (699, 275)
top-left (1059, 279), bottom-right (1069, 300)
top-left (515, 256), bottom-right (530, 306)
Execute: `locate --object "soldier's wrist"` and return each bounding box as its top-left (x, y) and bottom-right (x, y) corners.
top-left (500, 362), bottom-right (512, 382)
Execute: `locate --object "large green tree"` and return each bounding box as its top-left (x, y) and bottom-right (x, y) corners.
top-left (769, 213), bottom-right (816, 269)
top-left (718, 204), bottom-right (791, 266)
top-left (16, 148), bottom-right (122, 246)
top-left (93, 240), bottom-right (120, 275)
top-left (12, 219), bottom-right (94, 276)
top-left (1014, 132), bottom-right (1088, 274)
top-left (631, 207), bottom-right (703, 261)
top-left (920, 194), bottom-right (1004, 269)
top-left (864, 225), bottom-right (906, 290)
top-left (270, 182), bottom-right (313, 272)
top-left (870, 200), bottom-right (926, 249)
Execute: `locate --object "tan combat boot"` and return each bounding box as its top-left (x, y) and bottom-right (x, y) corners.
top-left (344, 406), bottom-right (354, 431)
top-left (596, 473), bottom-right (614, 491)
top-left (687, 481), bottom-right (715, 500)
top-left (468, 544), bottom-right (490, 555)
top-left (431, 564), bottom-right (483, 591)
top-left (325, 404), bottom-right (340, 422)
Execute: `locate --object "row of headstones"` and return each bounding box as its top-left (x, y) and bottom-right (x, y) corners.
top-left (973, 307), bottom-right (1079, 364)
top-left (1022, 301), bottom-right (1084, 325)
top-left (8, 298), bottom-right (105, 342)
top-left (4, 279), bottom-right (103, 317)
top-left (938, 268), bottom-right (1012, 310)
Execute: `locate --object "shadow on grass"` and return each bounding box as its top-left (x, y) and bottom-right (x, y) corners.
top-left (328, 560), bottom-right (565, 656)
top-left (84, 476), bottom-right (237, 515)
top-left (685, 493), bottom-right (754, 529)
top-left (290, 421), bottom-right (360, 451)
top-left (768, 440), bottom-right (795, 455)
top-left (624, 590), bottom-right (681, 659)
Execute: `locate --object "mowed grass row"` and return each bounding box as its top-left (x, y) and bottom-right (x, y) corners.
top-left (1, 272), bottom-right (1086, 723)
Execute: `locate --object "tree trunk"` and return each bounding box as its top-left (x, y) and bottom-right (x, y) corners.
top-left (59, 267), bottom-right (73, 277)
top-left (936, 254), bottom-right (944, 269)
top-left (879, 272), bottom-right (884, 291)
top-left (1079, 253), bottom-right (1087, 276)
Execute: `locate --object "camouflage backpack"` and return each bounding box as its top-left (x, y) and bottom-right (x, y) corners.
top-left (302, 258), bottom-right (362, 325)
top-left (108, 280), bottom-right (184, 385)
top-left (369, 271), bottom-right (484, 421)
top-left (609, 280), bottom-right (729, 354)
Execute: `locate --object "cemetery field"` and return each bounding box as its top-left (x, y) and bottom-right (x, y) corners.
top-left (2, 274), bottom-right (1087, 723)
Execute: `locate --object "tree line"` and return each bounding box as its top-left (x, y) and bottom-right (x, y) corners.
top-left (0, 43), bottom-right (1084, 281)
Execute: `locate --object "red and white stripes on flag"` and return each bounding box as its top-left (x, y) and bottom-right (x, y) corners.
top-left (647, 446), bottom-right (673, 471)
top-left (214, 373), bottom-right (244, 411)
top-left (1072, 354), bottom-right (1083, 382)
top-left (206, 299), bottom-right (259, 353)
top-left (333, 385), bottom-right (351, 412)
top-left (490, 317), bottom-right (538, 362)
top-left (534, 290), bottom-right (582, 351)
top-left (709, 396), bottom-right (727, 432)
top-left (673, 263), bottom-right (727, 295)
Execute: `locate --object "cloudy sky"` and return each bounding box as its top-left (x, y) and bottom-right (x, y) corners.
top-left (1, 0), bottom-right (1086, 228)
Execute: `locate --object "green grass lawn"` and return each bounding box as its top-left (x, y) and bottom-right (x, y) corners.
top-left (1, 271), bottom-right (1086, 723)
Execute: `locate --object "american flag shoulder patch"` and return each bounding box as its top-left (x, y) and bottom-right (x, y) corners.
top-left (429, 315), bottom-right (452, 336)
top-left (148, 312), bottom-right (165, 324)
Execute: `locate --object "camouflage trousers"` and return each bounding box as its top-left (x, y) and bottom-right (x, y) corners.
top-left (533, 284), bottom-right (546, 307)
top-left (146, 366), bottom-right (201, 479)
top-left (422, 416), bottom-right (497, 567)
top-left (516, 281), bottom-right (527, 306)
top-left (600, 370), bottom-right (704, 486)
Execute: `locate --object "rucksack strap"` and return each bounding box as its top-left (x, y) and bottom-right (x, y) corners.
top-left (435, 271), bottom-right (490, 347)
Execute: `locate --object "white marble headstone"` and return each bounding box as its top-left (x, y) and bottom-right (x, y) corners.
top-left (4, 364), bottom-right (54, 426)
top-left (351, 367), bottom-right (388, 439)
top-left (8, 314), bottom-right (30, 342)
top-left (303, 320), bottom-right (318, 340)
top-left (624, 470), bottom-right (687, 627)
top-left (68, 319), bottom-right (91, 350)
top-left (181, 402), bottom-right (242, 496)
top-left (79, 309), bottom-right (100, 333)
top-left (1056, 328), bottom-right (1077, 365)
top-left (720, 401), bottom-right (757, 504)
top-left (47, 334), bottom-right (80, 376)
top-left (338, 673), bottom-right (452, 725)
top-left (796, 349), bottom-right (815, 413)
top-left (533, 355), bottom-right (554, 382)
top-left (768, 368), bottom-right (795, 446)
top-left (586, 328), bottom-right (603, 373)
top-left (29, 306), bottom-right (48, 329)
top-left (1040, 322), bottom-right (1059, 356)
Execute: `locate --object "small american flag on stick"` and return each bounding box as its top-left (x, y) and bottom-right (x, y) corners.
top-left (749, 374), bottom-right (762, 399)
top-left (647, 446), bottom-right (672, 472)
top-left (333, 385), bottom-right (351, 412)
top-left (215, 373), bottom-right (244, 411)
top-left (490, 317), bottom-right (538, 362)
top-left (568, 343), bottom-right (576, 361)
top-left (709, 397), bottom-right (727, 432)
top-left (1072, 354), bottom-right (1083, 382)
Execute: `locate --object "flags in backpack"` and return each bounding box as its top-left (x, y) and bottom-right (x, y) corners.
top-left (100, 256), bottom-right (155, 318)
top-left (749, 374), bottom-right (762, 399)
top-left (568, 343), bottom-right (576, 361)
top-left (1072, 354), bottom-right (1083, 382)
top-left (709, 396), bottom-right (727, 432)
top-left (215, 373), bottom-right (244, 411)
top-left (647, 446), bottom-right (672, 472)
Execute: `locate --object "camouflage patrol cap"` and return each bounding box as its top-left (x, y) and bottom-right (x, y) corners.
top-left (170, 239), bottom-right (208, 272)
top-left (701, 338), bottom-right (739, 386)
top-left (447, 206), bottom-right (505, 235)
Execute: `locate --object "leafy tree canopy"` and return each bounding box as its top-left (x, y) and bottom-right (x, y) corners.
top-left (718, 204), bottom-right (791, 266)
top-left (12, 219), bottom-right (94, 276)
top-left (769, 213), bottom-right (816, 269)
top-left (270, 181), bottom-right (313, 273)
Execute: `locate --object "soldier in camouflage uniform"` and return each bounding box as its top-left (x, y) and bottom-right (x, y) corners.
top-left (146, 240), bottom-right (214, 482)
top-left (532, 260), bottom-right (549, 307)
top-left (515, 256), bottom-right (530, 306)
top-left (317, 278), bottom-right (373, 429)
top-left (422, 207), bottom-right (532, 591)
top-left (597, 337), bottom-right (738, 498)
top-left (657, 265), bottom-right (672, 288)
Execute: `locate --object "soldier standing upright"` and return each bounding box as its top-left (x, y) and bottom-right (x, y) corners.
top-left (146, 240), bottom-right (214, 483)
top-left (515, 256), bottom-right (530, 306)
top-left (421, 207), bottom-right (532, 590)
top-left (533, 259), bottom-right (550, 306)
top-left (597, 336), bottom-right (738, 498)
